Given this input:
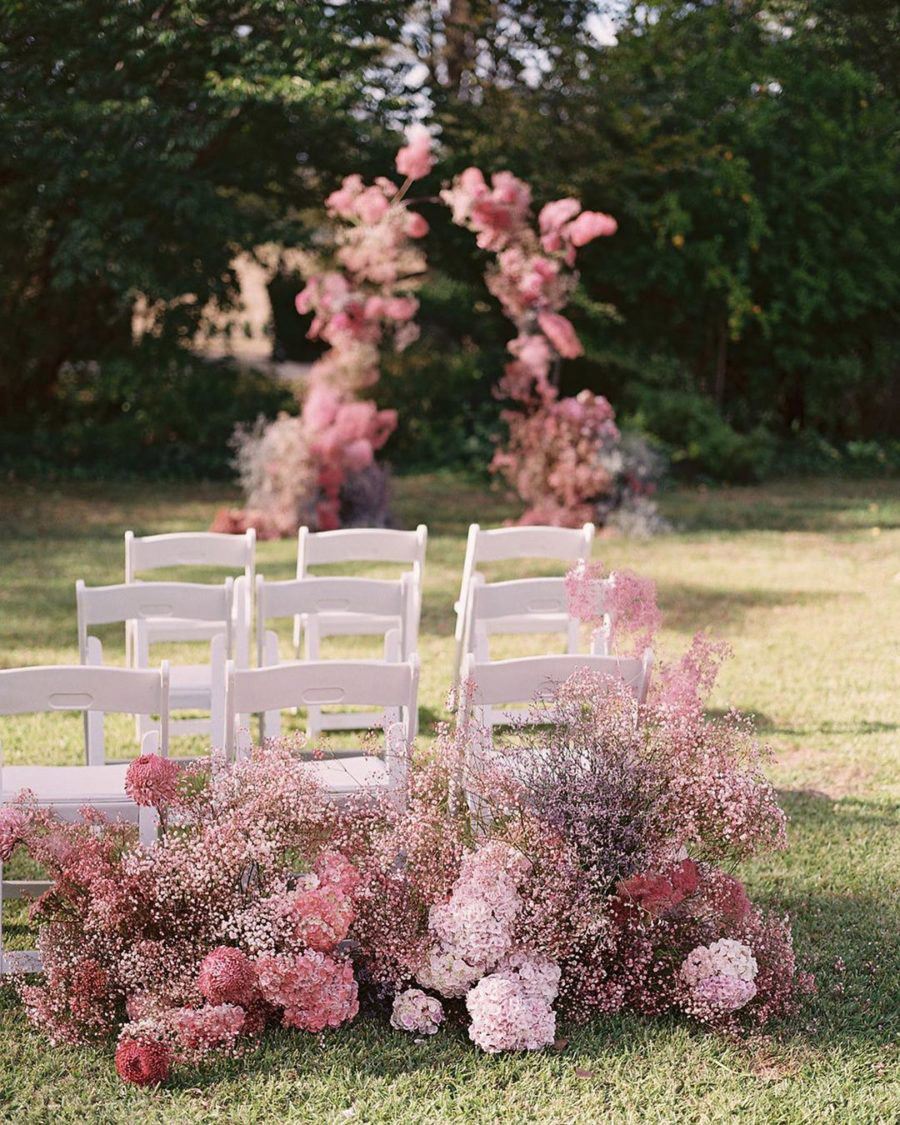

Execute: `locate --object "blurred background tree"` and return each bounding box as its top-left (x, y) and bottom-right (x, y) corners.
top-left (1, 0), bottom-right (897, 480)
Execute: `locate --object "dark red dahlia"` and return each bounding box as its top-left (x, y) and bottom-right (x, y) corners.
top-left (114, 1038), bottom-right (171, 1086)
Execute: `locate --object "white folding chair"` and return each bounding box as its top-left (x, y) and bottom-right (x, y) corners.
top-left (468, 575), bottom-right (614, 661)
top-left (223, 656), bottom-right (419, 803)
top-left (294, 526), bottom-right (427, 660)
top-left (453, 523), bottom-right (595, 687)
top-left (459, 649), bottom-right (652, 730)
top-left (124, 528), bottom-right (255, 661)
top-left (257, 574), bottom-right (414, 738)
top-left (0, 663), bottom-right (170, 974)
top-left (455, 651), bottom-right (652, 810)
top-left (77, 579), bottom-right (237, 751)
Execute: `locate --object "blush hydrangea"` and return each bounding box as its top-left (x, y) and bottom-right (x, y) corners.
top-left (390, 988), bottom-right (445, 1035)
top-left (465, 973), bottom-right (557, 1053)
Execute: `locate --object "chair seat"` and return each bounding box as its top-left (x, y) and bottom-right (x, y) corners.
top-left (302, 755), bottom-right (393, 796)
top-left (2, 763), bottom-right (134, 805)
top-left (483, 612), bottom-right (570, 634)
top-left (168, 663), bottom-right (212, 708)
top-left (142, 618), bottom-right (223, 644)
top-left (309, 612), bottom-right (400, 638)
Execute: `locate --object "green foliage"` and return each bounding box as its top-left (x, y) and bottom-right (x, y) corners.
top-left (0, 0), bottom-right (407, 409)
top-left (0, 345), bottom-right (294, 479)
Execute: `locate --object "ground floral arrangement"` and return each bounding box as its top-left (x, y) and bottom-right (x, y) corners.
top-left (0, 571), bottom-right (813, 1087)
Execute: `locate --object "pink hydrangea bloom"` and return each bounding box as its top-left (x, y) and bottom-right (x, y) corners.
top-left (692, 974), bottom-right (757, 1013)
top-left (395, 124), bottom-right (434, 181)
top-left (279, 883), bottom-right (354, 953)
top-left (681, 938), bottom-right (758, 987)
top-left (314, 850), bottom-right (361, 897)
top-left (537, 311), bottom-right (583, 359)
top-left (466, 973), bottom-right (556, 1053)
top-left (415, 945), bottom-right (481, 998)
top-left (124, 754), bottom-right (180, 807)
top-left (390, 988), bottom-right (445, 1035)
top-left (255, 951), bottom-right (359, 1032)
top-left (173, 1004), bottom-right (246, 1053)
top-left (197, 946), bottom-right (257, 1007)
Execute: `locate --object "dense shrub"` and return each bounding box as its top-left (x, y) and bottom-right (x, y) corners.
top-left (0, 346), bottom-right (294, 480)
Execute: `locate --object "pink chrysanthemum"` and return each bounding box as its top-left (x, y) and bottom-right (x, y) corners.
top-left (124, 753), bottom-right (180, 807)
top-left (197, 946), bottom-right (258, 1008)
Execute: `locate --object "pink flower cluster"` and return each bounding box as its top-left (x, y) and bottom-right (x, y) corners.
top-left (466, 952), bottom-right (560, 1053)
top-left (255, 950), bottom-right (358, 1032)
top-left (7, 745), bottom-right (365, 1084)
top-left (565, 558), bottom-right (663, 655)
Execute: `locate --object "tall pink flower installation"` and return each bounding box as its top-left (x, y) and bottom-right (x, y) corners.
top-left (442, 169), bottom-right (625, 526)
top-left (220, 127), bottom-right (434, 537)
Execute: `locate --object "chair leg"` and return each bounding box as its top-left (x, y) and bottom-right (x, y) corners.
top-left (139, 806), bottom-right (159, 846)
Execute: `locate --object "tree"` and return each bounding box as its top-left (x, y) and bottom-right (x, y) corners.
top-left (0, 0), bottom-right (408, 412)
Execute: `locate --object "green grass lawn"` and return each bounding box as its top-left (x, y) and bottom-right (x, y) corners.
top-left (0, 474), bottom-right (898, 1123)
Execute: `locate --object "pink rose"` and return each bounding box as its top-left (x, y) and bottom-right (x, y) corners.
top-left (537, 311), bottom-right (583, 359)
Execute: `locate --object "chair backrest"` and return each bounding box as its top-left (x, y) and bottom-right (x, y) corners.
top-left (125, 529), bottom-right (256, 581)
top-left (77, 579), bottom-right (235, 662)
top-left (454, 523), bottom-right (595, 682)
top-left (297, 525), bottom-right (427, 572)
top-left (0, 664), bottom-right (171, 764)
top-left (224, 656), bottom-right (419, 767)
top-left (468, 523), bottom-right (595, 566)
top-left (257, 574), bottom-right (412, 665)
top-left (460, 650), bottom-right (653, 721)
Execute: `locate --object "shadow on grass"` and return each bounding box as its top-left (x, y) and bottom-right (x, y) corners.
top-left (658, 581), bottom-right (849, 633)
top-left (706, 709), bottom-right (900, 739)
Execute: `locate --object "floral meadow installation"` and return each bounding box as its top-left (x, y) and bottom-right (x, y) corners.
top-left (0, 569), bottom-right (813, 1087)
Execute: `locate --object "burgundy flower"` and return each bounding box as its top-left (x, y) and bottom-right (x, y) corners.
top-left (114, 1037), bottom-right (171, 1086)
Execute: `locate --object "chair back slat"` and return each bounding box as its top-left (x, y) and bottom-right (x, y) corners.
top-left (126, 530), bottom-right (255, 577)
top-left (471, 523), bottom-right (594, 564)
top-left (259, 576), bottom-right (406, 623)
top-left (471, 576), bottom-right (571, 621)
top-left (298, 526), bottom-right (427, 570)
top-left (78, 580), bottom-right (233, 628)
top-left (461, 651), bottom-right (652, 710)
